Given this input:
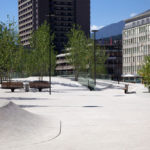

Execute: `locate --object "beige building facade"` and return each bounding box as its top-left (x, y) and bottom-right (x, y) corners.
top-left (122, 10), bottom-right (150, 77)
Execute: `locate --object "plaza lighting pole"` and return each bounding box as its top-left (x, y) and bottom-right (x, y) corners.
top-left (48, 1), bottom-right (52, 95)
top-left (48, 13), bottom-right (55, 95)
top-left (45, 13), bottom-right (51, 95)
top-left (49, 13), bottom-right (51, 95)
top-left (92, 30), bottom-right (98, 85)
top-left (117, 41), bottom-right (120, 84)
top-left (47, 0), bottom-right (56, 95)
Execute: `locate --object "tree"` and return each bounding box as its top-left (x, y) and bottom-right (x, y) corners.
top-left (86, 39), bottom-right (107, 79)
top-left (66, 25), bottom-right (89, 81)
top-left (29, 21), bottom-right (56, 80)
top-left (138, 56), bottom-right (150, 91)
top-left (0, 18), bottom-right (22, 81)
top-left (15, 47), bottom-right (31, 77)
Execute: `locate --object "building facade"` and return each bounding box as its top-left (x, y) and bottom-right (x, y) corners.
top-left (55, 52), bottom-right (74, 75)
top-left (18, 0), bottom-right (90, 52)
top-left (97, 36), bottom-right (122, 81)
top-left (122, 10), bottom-right (150, 77)
top-left (55, 36), bottom-right (122, 80)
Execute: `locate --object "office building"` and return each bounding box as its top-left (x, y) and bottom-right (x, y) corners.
top-left (122, 10), bottom-right (150, 79)
top-left (18, 0), bottom-right (90, 52)
top-left (97, 35), bottom-right (122, 81)
top-left (94, 21), bottom-right (124, 80)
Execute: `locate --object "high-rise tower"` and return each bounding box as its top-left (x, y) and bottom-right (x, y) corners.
top-left (18, 0), bottom-right (90, 53)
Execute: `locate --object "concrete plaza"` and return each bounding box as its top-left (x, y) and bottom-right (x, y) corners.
top-left (0, 77), bottom-right (150, 150)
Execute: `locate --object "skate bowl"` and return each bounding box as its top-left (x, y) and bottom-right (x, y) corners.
top-left (0, 101), bottom-right (61, 149)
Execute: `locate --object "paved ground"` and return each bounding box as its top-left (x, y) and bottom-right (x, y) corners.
top-left (0, 77), bottom-right (150, 150)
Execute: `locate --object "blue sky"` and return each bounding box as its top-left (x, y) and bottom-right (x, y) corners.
top-left (91, 0), bottom-right (150, 30)
top-left (0, 0), bottom-right (150, 30)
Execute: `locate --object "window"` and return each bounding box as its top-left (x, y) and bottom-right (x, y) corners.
top-left (148, 25), bottom-right (150, 31)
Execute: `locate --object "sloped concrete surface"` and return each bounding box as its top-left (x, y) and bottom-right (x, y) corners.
top-left (0, 100), bottom-right (60, 149)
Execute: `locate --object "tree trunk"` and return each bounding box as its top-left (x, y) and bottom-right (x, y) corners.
top-left (0, 76), bottom-right (2, 84)
top-left (75, 70), bottom-right (79, 81)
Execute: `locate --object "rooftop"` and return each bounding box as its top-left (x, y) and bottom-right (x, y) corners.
top-left (125, 9), bottom-right (150, 23)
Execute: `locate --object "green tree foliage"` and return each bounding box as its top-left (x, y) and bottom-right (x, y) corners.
top-left (87, 39), bottom-right (108, 78)
top-left (16, 48), bottom-right (32, 77)
top-left (0, 18), bottom-right (23, 81)
top-left (30, 21), bottom-right (56, 79)
top-left (66, 25), bottom-right (107, 81)
top-left (138, 56), bottom-right (150, 90)
top-left (66, 25), bottom-right (89, 81)
top-left (87, 42), bottom-right (107, 78)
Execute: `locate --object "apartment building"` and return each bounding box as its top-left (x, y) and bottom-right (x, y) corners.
top-left (18, 0), bottom-right (90, 52)
top-left (122, 10), bottom-right (150, 78)
top-left (18, 0), bottom-right (34, 47)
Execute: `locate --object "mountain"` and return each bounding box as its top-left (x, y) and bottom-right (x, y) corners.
top-left (95, 21), bottom-right (125, 39)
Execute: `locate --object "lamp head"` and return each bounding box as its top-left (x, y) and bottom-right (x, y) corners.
top-left (92, 29), bottom-right (98, 33)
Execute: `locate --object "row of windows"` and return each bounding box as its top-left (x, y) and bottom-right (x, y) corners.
top-left (54, 6), bottom-right (72, 11)
top-left (19, 11), bottom-right (32, 20)
top-left (19, 27), bottom-right (32, 34)
top-left (107, 52), bottom-right (122, 57)
top-left (19, 17), bottom-right (32, 24)
top-left (19, 22), bottom-right (32, 30)
top-left (19, 6), bottom-right (32, 15)
top-left (54, 17), bottom-right (73, 21)
top-left (21, 39), bottom-right (30, 44)
top-left (55, 11), bottom-right (73, 16)
top-left (123, 45), bottom-right (150, 55)
top-left (54, 22), bottom-right (72, 27)
top-left (106, 60), bottom-right (122, 64)
top-left (19, 0), bottom-right (32, 9)
top-left (20, 33), bottom-right (31, 40)
top-left (123, 25), bottom-right (150, 38)
top-left (123, 35), bottom-right (150, 45)
top-left (54, 1), bottom-right (72, 5)
top-left (18, 0), bottom-right (27, 5)
top-left (125, 17), bottom-right (150, 29)
top-left (123, 66), bottom-right (142, 74)
top-left (54, 27), bottom-right (70, 32)
top-left (123, 56), bottom-right (145, 64)
top-left (56, 62), bottom-right (70, 67)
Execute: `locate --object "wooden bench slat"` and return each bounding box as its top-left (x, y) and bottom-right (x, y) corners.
top-left (1, 82), bottom-right (23, 92)
top-left (29, 81), bottom-right (50, 91)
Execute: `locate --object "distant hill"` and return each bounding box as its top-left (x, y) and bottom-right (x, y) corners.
top-left (95, 21), bottom-right (125, 39)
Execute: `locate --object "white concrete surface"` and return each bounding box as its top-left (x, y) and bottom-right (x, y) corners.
top-left (0, 77), bottom-right (150, 150)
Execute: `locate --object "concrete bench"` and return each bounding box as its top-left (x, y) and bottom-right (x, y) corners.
top-left (29, 81), bottom-right (50, 92)
top-left (1, 81), bottom-right (23, 92)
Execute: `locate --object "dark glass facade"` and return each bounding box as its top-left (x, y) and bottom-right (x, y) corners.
top-left (18, 0), bottom-right (90, 53)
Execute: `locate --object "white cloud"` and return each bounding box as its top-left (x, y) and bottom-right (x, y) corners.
top-left (130, 13), bottom-right (137, 17)
top-left (90, 25), bottom-right (104, 31)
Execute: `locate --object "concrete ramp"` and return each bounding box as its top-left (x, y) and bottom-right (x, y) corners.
top-left (0, 101), bottom-right (61, 149)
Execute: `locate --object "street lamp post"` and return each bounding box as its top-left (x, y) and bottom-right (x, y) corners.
top-left (117, 41), bottom-right (121, 84)
top-left (92, 30), bottom-right (98, 85)
top-left (45, 17), bottom-right (51, 94)
top-left (47, 9), bottom-right (54, 95)
top-left (49, 18), bottom-right (51, 95)
top-left (47, 0), bottom-right (56, 95)
top-left (47, 12), bottom-right (52, 95)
